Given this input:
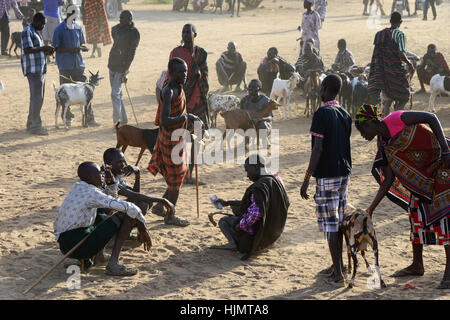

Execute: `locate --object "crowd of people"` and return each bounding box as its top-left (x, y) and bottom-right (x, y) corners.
top-left (0, 0), bottom-right (449, 289)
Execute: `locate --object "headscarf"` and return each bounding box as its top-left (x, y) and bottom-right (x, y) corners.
top-left (355, 104), bottom-right (381, 127)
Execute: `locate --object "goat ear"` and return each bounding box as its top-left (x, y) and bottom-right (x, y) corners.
top-left (89, 70), bottom-right (94, 76)
top-left (96, 71), bottom-right (99, 75)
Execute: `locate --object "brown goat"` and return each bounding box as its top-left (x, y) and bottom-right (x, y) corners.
top-left (219, 99), bottom-right (280, 130)
top-left (115, 122), bottom-right (159, 166)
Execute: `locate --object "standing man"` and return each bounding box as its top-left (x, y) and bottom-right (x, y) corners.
top-left (52, 5), bottom-right (100, 127)
top-left (166, 24), bottom-right (209, 185)
top-left (367, 12), bottom-right (414, 115)
top-left (314, 0), bottom-right (327, 23)
top-left (42, 0), bottom-right (64, 48)
top-left (22, 13), bottom-right (54, 135)
top-left (148, 58), bottom-right (203, 226)
top-left (0, 0), bottom-right (24, 56)
top-left (108, 10), bottom-right (140, 128)
top-left (300, 74), bottom-right (352, 286)
top-left (300, 0), bottom-right (322, 56)
top-left (216, 41), bottom-right (247, 93)
top-left (423, 0), bottom-right (437, 20)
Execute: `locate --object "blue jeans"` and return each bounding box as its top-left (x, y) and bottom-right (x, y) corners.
top-left (109, 69), bottom-right (128, 125)
top-left (26, 73), bottom-right (46, 131)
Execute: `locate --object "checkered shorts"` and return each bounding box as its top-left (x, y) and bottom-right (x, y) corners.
top-left (314, 176), bottom-right (349, 234)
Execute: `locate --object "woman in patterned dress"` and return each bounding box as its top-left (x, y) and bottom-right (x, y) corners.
top-left (82, 0), bottom-right (112, 58)
top-left (355, 104), bottom-right (450, 289)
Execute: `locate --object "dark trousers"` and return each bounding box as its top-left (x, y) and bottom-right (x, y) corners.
top-left (26, 73), bottom-right (46, 131)
top-left (0, 14), bottom-right (10, 54)
top-left (424, 0), bottom-right (436, 18)
top-left (59, 68), bottom-right (96, 122)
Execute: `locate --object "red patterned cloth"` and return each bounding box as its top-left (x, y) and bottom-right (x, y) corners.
top-left (148, 88), bottom-right (190, 191)
top-left (83, 0), bottom-right (112, 45)
top-left (373, 124), bottom-right (450, 228)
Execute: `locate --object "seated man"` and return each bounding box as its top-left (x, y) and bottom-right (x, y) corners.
top-left (240, 79), bottom-right (272, 130)
top-left (295, 41), bottom-right (324, 89)
top-left (332, 39), bottom-right (355, 73)
top-left (53, 162), bottom-right (152, 276)
top-left (257, 47), bottom-right (281, 95)
top-left (211, 155), bottom-right (290, 260)
top-left (416, 44), bottom-right (450, 94)
top-left (216, 41), bottom-right (247, 92)
top-left (102, 148), bottom-right (175, 220)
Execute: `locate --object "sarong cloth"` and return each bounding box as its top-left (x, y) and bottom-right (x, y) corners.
top-left (83, 0), bottom-right (112, 45)
top-left (148, 88), bottom-right (189, 191)
top-left (372, 124), bottom-right (450, 230)
top-left (368, 27), bottom-right (410, 103)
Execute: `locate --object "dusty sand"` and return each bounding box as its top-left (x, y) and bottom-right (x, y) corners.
top-left (0, 0), bottom-right (449, 300)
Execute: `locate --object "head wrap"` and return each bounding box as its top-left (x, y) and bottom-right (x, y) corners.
top-left (355, 104), bottom-right (381, 127)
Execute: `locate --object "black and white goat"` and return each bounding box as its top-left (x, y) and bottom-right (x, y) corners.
top-left (53, 71), bottom-right (103, 129)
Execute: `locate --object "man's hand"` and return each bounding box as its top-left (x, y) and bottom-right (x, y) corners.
top-left (123, 165), bottom-right (140, 177)
top-left (120, 74), bottom-right (128, 83)
top-left (138, 229), bottom-right (152, 251)
top-left (42, 45), bottom-right (55, 55)
top-left (80, 46), bottom-right (89, 52)
top-left (163, 199), bottom-right (176, 216)
top-left (216, 199), bottom-right (229, 207)
top-left (187, 114), bottom-right (203, 127)
top-left (300, 179), bottom-right (310, 200)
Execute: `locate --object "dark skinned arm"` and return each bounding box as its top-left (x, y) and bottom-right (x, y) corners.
top-left (300, 137), bottom-right (324, 200)
top-left (23, 46), bottom-right (54, 55)
top-left (160, 85), bottom-right (201, 127)
top-left (118, 186), bottom-right (175, 215)
top-left (401, 111), bottom-right (450, 168)
top-left (366, 164), bottom-right (395, 217)
top-left (216, 199), bottom-right (242, 207)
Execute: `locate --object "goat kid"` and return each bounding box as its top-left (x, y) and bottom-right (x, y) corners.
top-left (342, 204), bottom-right (386, 289)
top-left (207, 93), bottom-right (240, 128)
top-left (115, 121), bottom-right (159, 166)
top-left (270, 72), bottom-right (301, 120)
top-left (54, 71), bottom-right (103, 129)
top-left (428, 74), bottom-right (450, 113)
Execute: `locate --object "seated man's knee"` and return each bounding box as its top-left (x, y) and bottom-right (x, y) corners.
top-left (134, 201), bottom-right (150, 215)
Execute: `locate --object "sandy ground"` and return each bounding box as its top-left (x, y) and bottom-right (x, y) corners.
top-left (0, 0), bottom-right (450, 300)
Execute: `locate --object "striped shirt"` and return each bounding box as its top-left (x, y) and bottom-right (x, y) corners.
top-left (391, 28), bottom-right (406, 52)
top-left (21, 25), bottom-right (47, 76)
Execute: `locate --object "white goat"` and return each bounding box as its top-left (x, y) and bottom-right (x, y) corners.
top-left (53, 71), bottom-right (103, 129)
top-left (428, 74), bottom-right (450, 113)
top-left (269, 72), bottom-right (301, 120)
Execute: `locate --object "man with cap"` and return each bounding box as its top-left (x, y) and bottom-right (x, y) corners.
top-left (108, 10), bottom-right (140, 128)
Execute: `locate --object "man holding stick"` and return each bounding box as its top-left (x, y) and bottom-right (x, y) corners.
top-left (148, 58), bottom-right (203, 226)
top-left (53, 162), bottom-right (151, 276)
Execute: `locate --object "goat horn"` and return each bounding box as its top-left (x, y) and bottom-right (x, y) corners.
top-left (89, 71), bottom-right (94, 76)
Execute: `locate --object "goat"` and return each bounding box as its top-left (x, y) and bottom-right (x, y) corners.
top-left (53, 71), bottom-right (103, 129)
top-left (303, 70), bottom-right (322, 118)
top-left (341, 204), bottom-right (386, 289)
top-left (115, 122), bottom-right (159, 166)
top-left (351, 76), bottom-right (369, 117)
top-left (270, 72), bottom-right (301, 120)
top-left (428, 74), bottom-right (450, 113)
top-left (220, 100), bottom-right (280, 149)
top-left (8, 32), bottom-right (22, 58)
top-left (207, 93), bottom-right (240, 128)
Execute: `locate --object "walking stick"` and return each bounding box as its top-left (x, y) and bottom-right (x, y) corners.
top-left (124, 82), bottom-right (139, 126)
top-left (23, 232), bottom-right (92, 294)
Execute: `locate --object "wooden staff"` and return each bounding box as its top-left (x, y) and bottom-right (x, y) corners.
top-left (23, 232), bottom-right (92, 295)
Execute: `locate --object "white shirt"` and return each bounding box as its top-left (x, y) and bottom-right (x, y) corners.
top-left (53, 181), bottom-right (146, 239)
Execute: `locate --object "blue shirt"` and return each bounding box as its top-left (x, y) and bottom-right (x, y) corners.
top-left (43, 0), bottom-right (64, 19)
top-left (21, 25), bottom-right (47, 76)
top-left (53, 21), bottom-right (86, 71)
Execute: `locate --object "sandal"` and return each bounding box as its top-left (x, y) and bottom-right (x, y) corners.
top-left (105, 263), bottom-right (137, 276)
top-left (164, 215), bottom-right (190, 227)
